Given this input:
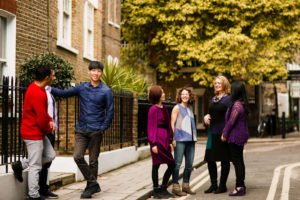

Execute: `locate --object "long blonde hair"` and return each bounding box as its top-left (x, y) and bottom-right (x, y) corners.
top-left (214, 75), bottom-right (230, 95)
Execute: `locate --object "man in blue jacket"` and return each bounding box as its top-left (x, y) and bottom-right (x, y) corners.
top-left (51, 61), bottom-right (114, 199)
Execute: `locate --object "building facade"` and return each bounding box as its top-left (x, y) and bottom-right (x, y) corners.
top-left (0, 0), bottom-right (121, 82)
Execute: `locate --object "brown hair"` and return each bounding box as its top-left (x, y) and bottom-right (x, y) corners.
top-left (148, 85), bottom-right (163, 104)
top-left (175, 87), bottom-right (194, 104)
top-left (214, 75), bottom-right (230, 95)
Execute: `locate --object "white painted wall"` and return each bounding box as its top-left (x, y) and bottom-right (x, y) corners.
top-left (0, 172), bottom-right (28, 200)
top-left (50, 145), bottom-right (150, 181)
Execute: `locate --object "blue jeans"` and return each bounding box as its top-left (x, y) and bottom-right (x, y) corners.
top-left (173, 141), bottom-right (195, 184)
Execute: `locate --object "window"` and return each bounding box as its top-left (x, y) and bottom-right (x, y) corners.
top-left (0, 16), bottom-right (7, 80)
top-left (108, 0), bottom-right (120, 28)
top-left (0, 11), bottom-right (16, 81)
top-left (57, 0), bottom-right (78, 54)
top-left (83, 2), bottom-right (95, 60)
top-left (62, 0), bottom-right (71, 42)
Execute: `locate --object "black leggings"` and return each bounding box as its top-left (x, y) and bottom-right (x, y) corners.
top-left (229, 143), bottom-right (245, 187)
top-left (152, 163), bottom-right (175, 188)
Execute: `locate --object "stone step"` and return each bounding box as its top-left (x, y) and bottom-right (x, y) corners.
top-left (49, 172), bottom-right (75, 191)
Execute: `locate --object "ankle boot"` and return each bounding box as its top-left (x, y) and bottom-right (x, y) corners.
top-left (172, 183), bottom-right (187, 196)
top-left (214, 184), bottom-right (227, 194)
top-left (182, 182), bottom-right (196, 195)
top-left (160, 185), bottom-right (175, 198)
top-left (204, 180), bottom-right (218, 193)
top-left (153, 187), bottom-right (164, 199)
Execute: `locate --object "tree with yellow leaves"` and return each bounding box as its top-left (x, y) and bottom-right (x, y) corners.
top-left (122, 0), bottom-right (300, 86)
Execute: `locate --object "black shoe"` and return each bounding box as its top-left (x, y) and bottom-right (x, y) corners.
top-left (214, 185), bottom-right (227, 194)
top-left (160, 189), bottom-right (175, 198)
top-left (159, 185), bottom-right (175, 198)
top-left (153, 188), bottom-right (166, 199)
top-left (40, 190), bottom-right (58, 199)
top-left (229, 187), bottom-right (246, 196)
top-left (80, 183), bottom-right (101, 199)
top-left (12, 161), bottom-right (23, 182)
top-left (204, 185), bottom-right (218, 193)
top-left (27, 196), bottom-right (45, 200)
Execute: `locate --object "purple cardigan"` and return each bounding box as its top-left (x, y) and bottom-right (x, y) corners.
top-left (147, 105), bottom-right (173, 147)
top-left (223, 101), bottom-right (249, 146)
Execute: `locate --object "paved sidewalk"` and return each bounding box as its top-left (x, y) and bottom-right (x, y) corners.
top-left (52, 131), bottom-right (300, 200)
top-left (53, 142), bottom-right (206, 200)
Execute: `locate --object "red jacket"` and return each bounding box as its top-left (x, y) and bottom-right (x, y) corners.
top-left (21, 82), bottom-right (53, 140)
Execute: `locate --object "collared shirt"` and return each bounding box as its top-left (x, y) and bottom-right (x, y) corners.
top-left (51, 82), bottom-right (114, 133)
top-left (46, 86), bottom-right (57, 132)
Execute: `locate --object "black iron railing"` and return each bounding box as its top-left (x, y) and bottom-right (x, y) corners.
top-left (0, 77), bottom-right (134, 172)
top-left (0, 77), bottom-right (26, 173)
top-left (137, 99), bottom-right (176, 147)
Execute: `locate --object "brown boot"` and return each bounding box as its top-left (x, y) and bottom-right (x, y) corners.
top-left (172, 183), bottom-right (187, 196)
top-left (182, 182), bottom-right (196, 195)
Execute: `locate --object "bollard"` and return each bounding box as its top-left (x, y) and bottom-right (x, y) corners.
top-left (282, 112), bottom-right (286, 139)
top-left (270, 115), bottom-right (274, 136)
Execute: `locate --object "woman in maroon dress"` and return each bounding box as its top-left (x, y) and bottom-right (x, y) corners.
top-left (147, 85), bottom-right (175, 199)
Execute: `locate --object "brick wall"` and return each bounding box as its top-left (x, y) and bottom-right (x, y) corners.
top-left (15, 0), bottom-right (49, 74)
top-left (48, 0), bottom-right (104, 82)
top-left (132, 93), bottom-right (138, 145)
top-left (14, 0), bottom-right (122, 81)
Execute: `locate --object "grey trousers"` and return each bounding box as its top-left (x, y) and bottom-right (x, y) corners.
top-left (21, 137), bottom-right (56, 198)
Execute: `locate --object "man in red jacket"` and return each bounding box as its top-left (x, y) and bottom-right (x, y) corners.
top-left (12, 65), bottom-right (56, 200)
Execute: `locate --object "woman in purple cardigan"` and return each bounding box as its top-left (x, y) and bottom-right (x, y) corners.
top-left (147, 85), bottom-right (175, 199)
top-left (221, 81), bottom-right (249, 196)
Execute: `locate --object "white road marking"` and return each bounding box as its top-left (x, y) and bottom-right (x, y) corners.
top-left (266, 164), bottom-right (288, 200)
top-left (281, 162), bottom-right (300, 200)
top-left (267, 162), bottom-right (300, 200)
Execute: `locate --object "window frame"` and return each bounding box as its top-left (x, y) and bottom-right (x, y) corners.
top-left (0, 10), bottom-right (16, 80)
top-left (57, 0), bottom-right (78, 54)
top-left (107, 0), bottom-right (120, 28)
top-left (0, 16), bottom-right (7, 80)
top-left (83, 1), bottom-right (96, 60)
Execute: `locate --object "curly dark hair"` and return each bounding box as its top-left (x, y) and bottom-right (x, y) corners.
top-left (175, 87), bottom-right (194, 104)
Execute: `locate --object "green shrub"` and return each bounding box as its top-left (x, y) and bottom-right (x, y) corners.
top-left (19, 52), bottom-right (75, 89)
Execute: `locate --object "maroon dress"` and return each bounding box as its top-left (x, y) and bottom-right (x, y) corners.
top-left (147, 105), bottom-right (175, 165)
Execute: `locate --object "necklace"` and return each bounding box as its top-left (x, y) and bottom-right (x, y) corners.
top-left (213, 95), bottom-right (226, 103)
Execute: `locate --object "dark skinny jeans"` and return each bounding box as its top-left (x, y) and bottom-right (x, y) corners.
top-left (229, 143), bottom-right (245, 187)
top-left (73, 131), bottom-right (103, 184)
